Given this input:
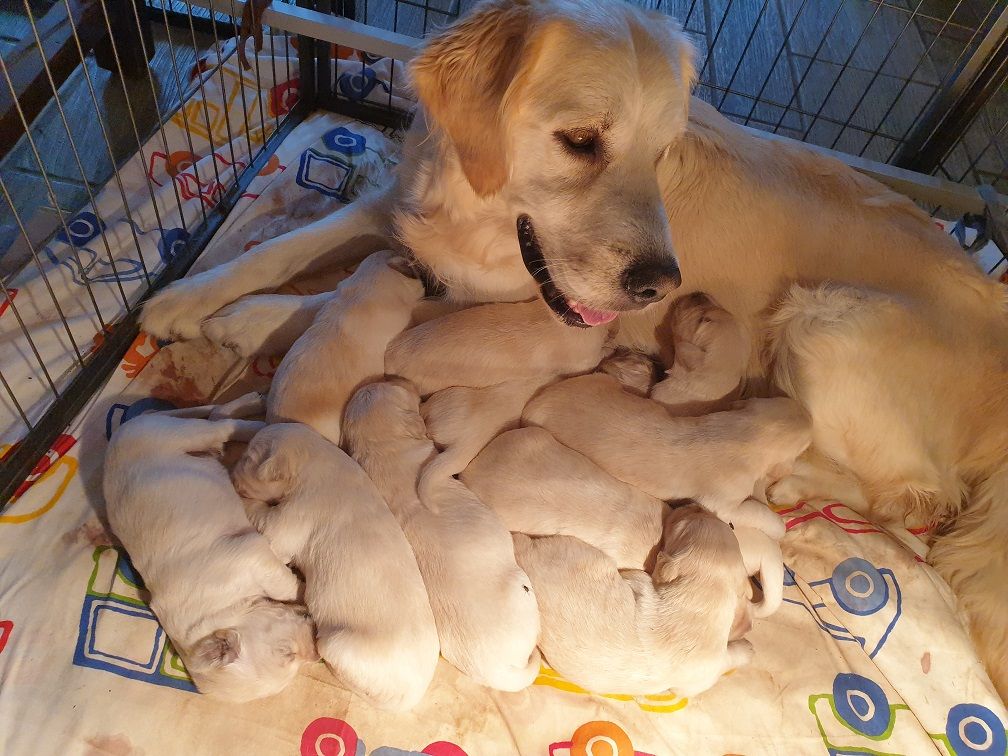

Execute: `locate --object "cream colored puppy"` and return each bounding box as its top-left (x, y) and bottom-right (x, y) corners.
top-left (104, 410), bottom-right (316, 703)
top-left (522, 373), bottom-right (812, 520)
top-left (342, 381), bottom-right (542, 692)
top-left (267, 250), bottom-right (425, 444)
top-left (232, 422), bottom-right (440, 711)
top-left (420, 378), bottom-right (543, 482)
top-left (385, 298), bottom-right (610, 396)
top-left (462, 427), bottom-right (666, 570)
top-left (465, 428), bottom-right (786, 616)
top-left (652, 292), bottom-right (751, 414)
top-left (513, 503), bottom-right (753, 696)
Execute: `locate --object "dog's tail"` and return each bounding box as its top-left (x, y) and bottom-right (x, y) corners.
top-left (929, 462), bottom-right (1008, 703)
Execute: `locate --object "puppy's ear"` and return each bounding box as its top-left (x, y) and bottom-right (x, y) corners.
top-left (409, 0), bottom-right (536, 197)
top-left (192, 628), bottom-right (242, 668)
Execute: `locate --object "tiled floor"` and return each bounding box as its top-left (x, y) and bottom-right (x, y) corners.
top-left (1, 0), bottom-right (1004, 279)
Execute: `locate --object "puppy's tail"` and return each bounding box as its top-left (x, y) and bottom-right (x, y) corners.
top-left (928, 463), bottom-right (1008, 703)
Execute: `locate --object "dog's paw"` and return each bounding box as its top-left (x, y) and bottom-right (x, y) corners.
top-left (141, 278), bottom-right (226, 341)
top-left (201, 295), bottom-right (308, 358)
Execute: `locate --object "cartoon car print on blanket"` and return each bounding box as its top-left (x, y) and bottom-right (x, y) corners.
top-left (300, 717), bottom-right (468, 756)
top-left (783, 557), bottom-right (901, 658)
top-left (810, 672), bottom-right (1007, 755)
top-left (549, 721), bottom-right (655, 756)
top-left (534, 665), bottom-right (688, 714)
top-left (72, 546), bottom-right (196, 692)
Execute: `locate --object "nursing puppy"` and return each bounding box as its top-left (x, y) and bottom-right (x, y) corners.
top-left (342, 381), bottom-right (541, 692)
top-left (267, 250), bottom-right (425, 444)
top-left (231, 422), bottom-right (439, 711)
top-left (513, 503), bottom-right (753, 696)
top-left (523, 373), bottom-right (812, 520)
top-left (652, 292), bottom-right (750, 414)
top-left (385, 298), bottom-right (610, 397)
top-left (104, 410), bottom-right (316, 703)
top-left (420, 378), bottom-right (543, 482)
top-left (465, 427), bottom-right (785, 616)
top-left (462, 427), bottom-right (666, 570)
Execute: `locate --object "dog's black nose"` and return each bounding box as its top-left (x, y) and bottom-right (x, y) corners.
top-left (622, 260), bottom-right (682, 303)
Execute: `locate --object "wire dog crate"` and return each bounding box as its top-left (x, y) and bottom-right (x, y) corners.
top-left (1, 0), bottom-right (1006, 505)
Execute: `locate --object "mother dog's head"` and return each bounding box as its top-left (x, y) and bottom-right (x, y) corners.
top-left (411, 0), bottom-right (695, 327)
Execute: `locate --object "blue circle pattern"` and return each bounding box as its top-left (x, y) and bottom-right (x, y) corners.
top-left (945, 703), bottom-right (1007, 755)
top-left (830, 557), bottom-right (888, 615)
top-left (323, 126), bottom-right (366, 155)
top-left (158, 228), bottom-right (189, 265)
top-left (57, 212), bottom-right (105, 247)
top-left (832, 673), bottom-right (891, 738)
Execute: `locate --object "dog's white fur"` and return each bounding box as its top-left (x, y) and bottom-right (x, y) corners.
top-left (385, 298), bottom-right (610, 396)
top-left (141, 0), bottom-right (1008, 697)
top-left (523, 373), bottom-right (812, 520)
top-left (342, 380), bottom-right (542, 692)
top-left (231, 422), bottom-right (440, 711)
top-left (462, 426), bottom-right (666, 570)
top-left (104, 410), bottom-right (317, 702)
top-left (651, 292), bottom-right (750, 414)
top-left (267, 250), bottom-right (425, 444)
top-left (513, 503), bottom-right (753, 696)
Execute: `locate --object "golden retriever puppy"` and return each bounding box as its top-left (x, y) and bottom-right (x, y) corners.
top-left (462, 427), bottom-right (667, 570)
top-left (342, 381), bottom-right (542, 692)
top-left (267, 250), bottom-right (424, 444)
top-left (513, 503), bottom-right (753, 696)
top-left (522, 373), bottom-right (812, 520)
top-left (385, 298), bottom-right (610, 397)
top-left (419, 378), bottom-right (543, 482)
top-left (104, 410), bottom-right (316, 703)
top-left (231, 422), bottom-right (440, 711)
top-left (651, 292), bottom-right (751, 414)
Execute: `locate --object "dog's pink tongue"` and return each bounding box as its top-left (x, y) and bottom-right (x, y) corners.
top-left (568, 300), bottom-right (619, 326)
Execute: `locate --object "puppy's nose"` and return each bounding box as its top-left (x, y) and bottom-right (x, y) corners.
top-left (622, 259), bottom-right (682, 303)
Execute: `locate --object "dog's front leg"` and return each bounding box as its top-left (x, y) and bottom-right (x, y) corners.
top-left (201, 291), bottom-right (340, 358)
top-left (141, 187), bottom-right (394, 341)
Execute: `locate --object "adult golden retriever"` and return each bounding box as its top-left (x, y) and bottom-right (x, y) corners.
top-left (141, 0), bottom-right (1008, 699)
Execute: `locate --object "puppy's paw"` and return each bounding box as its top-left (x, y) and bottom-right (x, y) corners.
top-left (201, 295), bottom-right (307, 358)
top-left (597, 348), bottom-right (659, 396)
top-left (767, 473), bottom-right (820, 506)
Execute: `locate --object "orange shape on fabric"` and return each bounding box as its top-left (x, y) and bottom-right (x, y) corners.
top-left (1, 434), bottom-right (78, 522)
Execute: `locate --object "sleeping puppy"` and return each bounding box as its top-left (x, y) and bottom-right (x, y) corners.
top-left (651, 293), bottom-right (751, 415)
top-left (512, 503), bottom-right (754, 697)
top-left (231, 422), bottom-right (440, 711)
top-left (462, 427), bottom-right (667, 570)
top-left (104, 409), bottom-right (316, 703)
top-left (522, 373), bottom-right (812, 521)
top-left (419, 378), bottom-right (543, 482)
top-left (342, 380), bottom-right (542, 692)
top-left (385, 298), bottom-right (610, 397)
top-left (464, 428), bottom-right (786, 616)
top-left (267, 250), bottom-right (425, 444)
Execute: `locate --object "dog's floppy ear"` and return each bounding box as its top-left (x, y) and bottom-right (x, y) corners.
top-left (192, 628), bottom-right (242, 668)
top-left (409, 0), bottom-right (535, 197)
